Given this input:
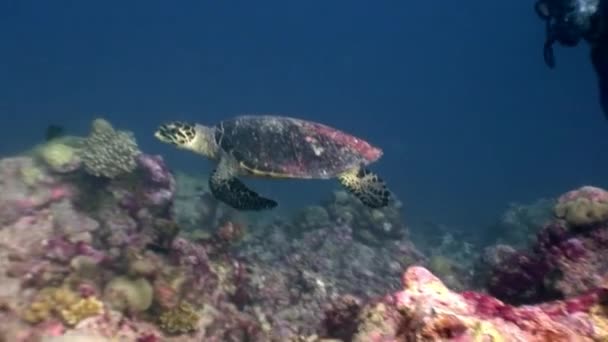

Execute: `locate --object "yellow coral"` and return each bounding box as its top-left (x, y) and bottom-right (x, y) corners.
top-left (159, 302), bottom-right (200, 335)
top-left (22, 287), bottom-right (79, 324)
top-left (471, 321), bottom-right (504, 342)
top-left (60, 296), bottom-right (104, 326)
top-left (103, 276), bottom-right (153, 313)
top-left (37, 140), bottom-right (78, 171)
top-left (20, 164), bottom-right (45, 187)
top-left (589, 304), bottom-right (608, 340)
top-left (22, 299), bottom-right (52, 323)
top-left (50, 287), bottom-right (79, 307)
top-left (429, 255), bottom-right (454, 278)
top-left (555, 197), bottom-right (608, 226)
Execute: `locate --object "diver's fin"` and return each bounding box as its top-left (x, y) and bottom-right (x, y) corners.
top-left (543, 24), bottom-right (556, 69)
top-left (543, 40), bottom-right (556, 69)
top-left (592, 43), bottom-right (608, 120)
top-left (534, 0), bottom-right (550, 20)
top-left (338, 165), bottom-right (390, 208)
top-left (209, 158), bottom-right (277, 210)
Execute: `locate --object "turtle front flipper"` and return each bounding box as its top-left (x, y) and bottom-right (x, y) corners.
top-left (338, 166), bottom-right (390, 208)
top-left (209, 158), bottom-right (277, 210)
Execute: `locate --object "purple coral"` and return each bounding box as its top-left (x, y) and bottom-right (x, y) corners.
top-left (483, 215), bottom-right (608, 303)
top-left (136, 154), bottom-right (175, 210)
top-left (108, 154), bottom-right (175, 219)
top-left (170, 237), bottom-right (211, 271)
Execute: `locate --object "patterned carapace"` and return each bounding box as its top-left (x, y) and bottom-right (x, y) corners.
top-left (213, 115), bottom-right (382, 179)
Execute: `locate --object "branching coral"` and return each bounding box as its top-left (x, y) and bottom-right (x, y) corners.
top-left (79, 118), bottom-right (141, 179)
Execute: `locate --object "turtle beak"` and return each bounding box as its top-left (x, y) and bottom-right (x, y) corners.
top-left (154, 130), bottom-right (164, 141)
top-left (154, 124), bottom-right (173, 144)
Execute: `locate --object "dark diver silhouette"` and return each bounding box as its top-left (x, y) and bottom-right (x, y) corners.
top-left (534, 0), bottom-right (608, 119)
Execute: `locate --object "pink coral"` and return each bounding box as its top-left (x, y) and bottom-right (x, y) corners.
top-left (558, 185), bottom-right (608, 203)
top-left (69, 310), bottom-right (163, 340)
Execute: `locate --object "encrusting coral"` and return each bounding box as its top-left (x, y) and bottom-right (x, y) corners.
top-left (103, 276), bottom-right (154, 313)
top-left (158, 302), bottom-right (200, 335)
top-left (22, 287), bottom-right (103, 327)
top-left (59, 297), bottom-right (104, 326)
top-left (79, 118), bottom-right (141, 179)
top-left (555, 185), bottom-right (608, 226)
top-left (35, 138), bottom-right (82, 174)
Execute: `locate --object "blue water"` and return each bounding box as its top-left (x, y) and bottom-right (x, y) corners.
top-left (1, 0), bottom-right (607, 228)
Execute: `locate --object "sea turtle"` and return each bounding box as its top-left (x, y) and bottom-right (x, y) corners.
top-left (154, 115), bottom-right (391, 211)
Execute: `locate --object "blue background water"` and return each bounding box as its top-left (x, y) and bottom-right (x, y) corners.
top-left (1, 0), bottom-right (607, 229)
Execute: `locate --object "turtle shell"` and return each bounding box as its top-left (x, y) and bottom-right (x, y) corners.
top-left (213, 115), bottom-right (383, 179)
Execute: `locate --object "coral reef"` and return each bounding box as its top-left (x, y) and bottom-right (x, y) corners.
top-left (172, 171), bottom-right (244, 236)
top-left (321, 189), bottom-right (407, 245)
top-left (238, 222), bottom-right (425, 338)
top-left (409, 220), bottom-right (481, 291)
top-left (0, 118), bottom-right (269, 341)
top-left (326, 266), bottom-right (608, 341)
top-left (0, 136), bottom-right (429, 341)
top-left (477, 186), bottom-right (608, 305)
top-left (8, 119), bottom-right (608, 341)
top-left (491, 198), bottom-right (555, 248)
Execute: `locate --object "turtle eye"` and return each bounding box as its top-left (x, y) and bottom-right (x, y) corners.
top-left (184, 127), bottom-right (195, 139)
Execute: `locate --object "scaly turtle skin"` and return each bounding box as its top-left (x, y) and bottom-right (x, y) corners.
top-left (154, 115), bottom-right (391, 210)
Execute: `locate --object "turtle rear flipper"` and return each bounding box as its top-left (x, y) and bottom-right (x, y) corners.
top-left (338, 166), bottom-right (390, 208)
top-left (209, 158), bottom-right (277, 210)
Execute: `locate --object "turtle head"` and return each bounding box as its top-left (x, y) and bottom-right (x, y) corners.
top-left (155, 121), bottom-right (218, 158)
top-left (155, 121), bottom-right (197, 146)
